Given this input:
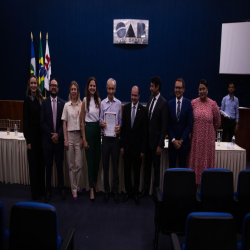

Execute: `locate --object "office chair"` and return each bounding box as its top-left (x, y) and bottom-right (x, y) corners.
top-left (0, 201), bottom-right (9, 250)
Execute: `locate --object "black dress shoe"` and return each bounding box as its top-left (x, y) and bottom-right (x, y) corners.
top-left (139, 189), bottom-right (148, 197)
top-left (61, 190), bottom-right (67, 200)
top-left (134, 196), bottom-right (140, 205)
top-left (121, 194), bottom-right (129, 203)
top-left (44, 193), bottom-right (51, 203)
top-left (103, 193), bottom-right (109, 204)
top-left (114, 193), bottom-right (120, 204)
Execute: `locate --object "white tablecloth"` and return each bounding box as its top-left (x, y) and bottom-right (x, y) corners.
top-left (0, 133), bottom-right (246, 192)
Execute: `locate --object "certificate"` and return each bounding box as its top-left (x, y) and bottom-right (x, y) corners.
top-left (104, 112), bottom-right (116, 137)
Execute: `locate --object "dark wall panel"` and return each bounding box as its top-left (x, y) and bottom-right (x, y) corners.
top-left (0, 0), bottom-right (250, 106)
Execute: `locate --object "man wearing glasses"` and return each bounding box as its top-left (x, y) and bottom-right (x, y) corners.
top-left (40, 78), bottom-right (66, 203)
top-left (100, 78), bottom-right (122, 204)
top-left (168, 78), bottom-right (193, 168)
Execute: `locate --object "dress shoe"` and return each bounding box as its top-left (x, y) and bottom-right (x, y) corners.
top-left (61, 190), bottom-right (67, 200)
top-left (77, 189), bottom-right (82, 194)
top-left (44, 193), bottom-right (51, 203)
top-left (121, 194), bottom-right (129, 203)
top-left (73, 196), bottom-right (77, 201)
top-left (103, 193), bottom-right (109, 204)
top-left (114, 193), bottom-right (120, 204)
top-left (90, 197), bottom-right (95, 202)
top-left (139, 189), bottom-right (148, 197)
top-left (134, 196), bottom-right (140, 205)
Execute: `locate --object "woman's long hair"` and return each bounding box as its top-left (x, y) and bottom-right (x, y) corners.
top-left (85, 77), bottom-right (100, 112)
top-left (26, 75), bottom-right (43, 105)
top-left (68, 81), bottom-right (81, 103)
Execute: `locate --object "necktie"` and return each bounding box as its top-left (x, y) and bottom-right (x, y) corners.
top-left (149, 97), bottom-right (156, 120)
top-left (52, 99), bottom-right (56, 132)
top-left (177, 100), bottom-right (181, 121)
top-left (131, 105), bottom-right (136, 128)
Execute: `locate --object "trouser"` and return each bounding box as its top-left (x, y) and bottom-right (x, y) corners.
top-left (66, 131), bottom-right (83, 196)
top-left (144, 146), bottom-right (161, 191)
top-left (222, 118), bottom-right (236, 142)
top-left (102, 136), bottom-right (120, 193)
top-left (27, 145), bottom-right (45, 198)
top-left (123, 151), bottom-right (142, 196)
top-left (85, 122), bottom-right (101, 188)
top-left (44, 144), bottom-right (65, 194)
top-left (169, 144), bottom-right (189, 168)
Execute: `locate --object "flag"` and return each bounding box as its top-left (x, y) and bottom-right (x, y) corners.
top-left (39, 35), bottom-right (44, 92)
top-left (30, 38), bottom-right (36, 76)
top-left (44, 38), bottom-right (51, 91)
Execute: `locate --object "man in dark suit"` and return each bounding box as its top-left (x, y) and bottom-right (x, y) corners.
top-left (141, 76), bottom-right (168, 196)
top-left (168, 78), bottom-right (193, 168)
top-left (40, 78), bottom-right (66, 203)
top-left (120, 86), bottom-right (147, 205)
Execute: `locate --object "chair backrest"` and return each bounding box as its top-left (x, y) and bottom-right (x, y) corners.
top-left (200, 169), bottom-right (234, 213)
top-left (237, 170), bottom-right (250, 200)
top-left (161, 168), bottom-right (197, 234)
top-left (240, 213), bottom-right (250, 250)
top-left (9, 202), bottom-right (61, 250)
top-left (0, 201), bottom-right (9, 250)
top-left (183, 212), bottom-right (236, 250)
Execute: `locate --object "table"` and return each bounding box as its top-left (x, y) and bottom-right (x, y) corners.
top-left (0, 133), bottom-right (246, 192)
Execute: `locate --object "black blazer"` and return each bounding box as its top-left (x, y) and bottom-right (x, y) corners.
top-left (120, 103), bottom-right (147, 155)
top-left (147, 94), bottom-right (168, 150)
top-left (40, 96), bottom-right (65, 149)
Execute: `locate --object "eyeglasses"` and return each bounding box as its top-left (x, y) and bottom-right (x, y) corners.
top-left (50, 84), bottom-right (58, 88)
top-left (175, 87), bottom-right (183, 90)
top-left (199, 87), bottom-right (206, 91)
top-left (30, 82), bottom-right (37, 84)
top-left (108, 87), bottom-right (115, 90)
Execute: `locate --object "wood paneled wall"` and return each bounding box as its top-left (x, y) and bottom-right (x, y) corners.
top-left (1, 101), bottom-right (249, 160)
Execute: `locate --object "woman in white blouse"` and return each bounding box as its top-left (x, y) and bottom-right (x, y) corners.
top-left (62, 81), bottom-right (83, 200)
top-left (81, 77), bottom-right (101, 201)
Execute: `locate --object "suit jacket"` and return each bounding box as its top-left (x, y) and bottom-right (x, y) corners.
top-left (147, 94), bottom-right (168, 150)
top-left (168, 97), bottom-right (193, 150)
top-left (40, 96), bottom-right (65, 149)
top-left (120, 103), bottom-right (147, 155)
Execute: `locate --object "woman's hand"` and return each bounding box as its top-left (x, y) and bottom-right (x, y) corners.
top-left (83, 140), bottom-right (89, 149)
top-left (64, 140), bottom-right (69, 150)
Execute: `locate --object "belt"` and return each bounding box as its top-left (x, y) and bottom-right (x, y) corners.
top-left (69, 130), bottom-right (80, 133)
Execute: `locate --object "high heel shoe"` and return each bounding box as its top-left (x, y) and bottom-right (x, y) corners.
top-left (73, 195), bottom-right (77, 201)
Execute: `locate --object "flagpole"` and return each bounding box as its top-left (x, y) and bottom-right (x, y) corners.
top-left (44, 32), bottom-right (48, 99)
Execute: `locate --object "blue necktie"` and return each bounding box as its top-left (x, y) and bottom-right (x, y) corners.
top-left (177, 100), bottom-right (181, 121)
top-left (131, 105), bottom-right (136, 128)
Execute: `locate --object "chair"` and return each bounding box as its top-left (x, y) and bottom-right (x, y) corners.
top-left (0, 201), bottom-right (9, 250)
top-left (234, 170), bottom-right (250, 232)
top-left (9, 202), bottom-right (75, 250)
top-left (154, 168), bottom-right (196, 250)
top-left (171, 212), bottom-right (236, 250)
top-left (237, 213), bottom-right (250, 250)
top-left (198, 168), bottom-right (234, 213)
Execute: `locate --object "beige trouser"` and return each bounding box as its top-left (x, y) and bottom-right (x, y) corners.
top-left (66, 131), bottom-right (83, 196)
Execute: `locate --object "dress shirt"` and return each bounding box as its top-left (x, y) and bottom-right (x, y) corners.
top-left (131, 102), bottom-right (139, 118)
top-left (221, 94), bottom-right (239, 122)
top-left (176, 96), bottom-right (183, 115)
top-left (148, 92), bottom-right (160, 118)
top-left (100, 97), bottom-right (122, 134)
top-left (61, 101), bottom-right (82, 131)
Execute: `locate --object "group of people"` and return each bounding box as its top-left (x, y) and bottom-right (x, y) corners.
top-left (23, 75), bottom-right (239, 205)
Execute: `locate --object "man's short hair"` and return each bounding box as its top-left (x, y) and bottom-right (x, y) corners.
top-left (50, 78), bottom-right (58, 87)
top-left (228, 82), bottom-right (235, 88)
top-left (151, 76), bottom-right (161, 91)
top-left (106, 78), bottom-right (116, 88)
top-left (175, 78), bottom-right (185, 88)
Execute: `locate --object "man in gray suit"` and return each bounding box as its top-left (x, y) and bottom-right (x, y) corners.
top-left (141, 76), bottom-right (168, 196)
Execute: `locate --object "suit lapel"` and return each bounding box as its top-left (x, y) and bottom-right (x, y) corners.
top-left (151, 95), bottom-right (161, 120)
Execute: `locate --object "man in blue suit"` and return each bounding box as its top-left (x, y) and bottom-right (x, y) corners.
top-left (40, 78), bottom-right (66, 203)
top-left (168, 78), bottom-right (193, 168)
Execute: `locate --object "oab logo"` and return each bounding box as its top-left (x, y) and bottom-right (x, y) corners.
top-left (113, 19), bottom-right (149, 45)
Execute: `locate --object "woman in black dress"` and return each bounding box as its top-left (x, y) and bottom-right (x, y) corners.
top-left (23, 75), bottom-right (45, 200)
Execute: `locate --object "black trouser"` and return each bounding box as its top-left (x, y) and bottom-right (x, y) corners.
top-left (144, 146), bottom-right (161, 191)
top-left (222, 118), bottom-right (236, 142)
top-left (27, 145), bottom-right (45, 198)
top-left (123, 151), bottom-right (142, 196)
top-left (168, 144), bottom-right (189, 168)
top-left (43, 145), bottom-right (64, 194)
top-left (102, 136), bottom-right (120, 193)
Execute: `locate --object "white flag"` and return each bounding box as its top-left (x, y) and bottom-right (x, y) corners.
top-left (44, 39), bottom-right (51, 91)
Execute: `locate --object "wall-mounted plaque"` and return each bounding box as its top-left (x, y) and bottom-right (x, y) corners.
top-left (113, 19), bottom-right (149, 45)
